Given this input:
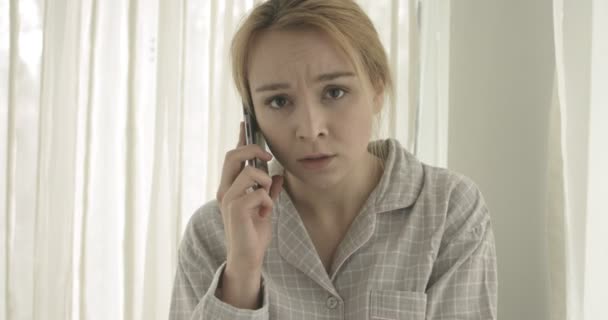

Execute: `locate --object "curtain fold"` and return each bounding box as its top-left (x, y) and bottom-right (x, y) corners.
top-left (142, 0), bottom-right (184, 317)
top-left (550, 0), bottom-right (608, 319)
top-left (584, 0), bottom-right (608, 318)
top-left (38, 0), bottom-right (81, 318)
top-left (549, 2), bottom-right (578, 319)
top-left (546, 73), bottom-right (568, 320)
top-left (416, 0), bottom-right (450, 167)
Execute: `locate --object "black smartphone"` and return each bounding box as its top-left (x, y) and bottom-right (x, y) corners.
top-left (243, 103), bottom-right (269, 190)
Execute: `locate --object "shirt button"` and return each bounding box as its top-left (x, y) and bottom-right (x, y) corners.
top-left (326, 296), bottom-right (339, 309)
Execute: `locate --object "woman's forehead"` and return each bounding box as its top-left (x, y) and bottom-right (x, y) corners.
top-left (247, 29), bottom-right (359, 84)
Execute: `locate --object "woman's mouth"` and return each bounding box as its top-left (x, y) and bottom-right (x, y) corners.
top-left (297, 154), bottom-right (336, 170)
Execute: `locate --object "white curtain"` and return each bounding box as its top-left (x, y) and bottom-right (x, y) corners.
top-left (549, 0), bottom-right (608, 319)
top-left (0, 0), bottom-right (450, 319)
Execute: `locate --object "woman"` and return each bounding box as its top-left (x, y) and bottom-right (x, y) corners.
top-left (170, 0), bottom-right (497, 319)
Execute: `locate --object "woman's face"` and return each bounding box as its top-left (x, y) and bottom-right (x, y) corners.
top-left (248, 28), bottom-right (383, 189)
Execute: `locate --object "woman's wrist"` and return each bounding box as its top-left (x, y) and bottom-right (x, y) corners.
top-left (219, 264), bottom-right (264, 309)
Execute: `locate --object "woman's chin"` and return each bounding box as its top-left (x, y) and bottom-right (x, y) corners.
top-left (286, 167), bottom-right (343, 190)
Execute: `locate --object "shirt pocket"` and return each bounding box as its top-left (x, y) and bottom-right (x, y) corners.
top-left (369, 290), bottom-right (427, 320)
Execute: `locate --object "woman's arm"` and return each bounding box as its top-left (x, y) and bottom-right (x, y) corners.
top-left (425, 179), bottom-right (498, 319)
top-left (168, 204), bottom-right (270, 320)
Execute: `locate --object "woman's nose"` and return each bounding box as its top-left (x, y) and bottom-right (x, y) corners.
top-left (295, 99), bottom-right (328, 141)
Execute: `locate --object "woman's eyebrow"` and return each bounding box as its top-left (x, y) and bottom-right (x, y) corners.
top-left (255, 71), bottom-right (356, 92)
top-left (316, 71), bottom-right (356, 82)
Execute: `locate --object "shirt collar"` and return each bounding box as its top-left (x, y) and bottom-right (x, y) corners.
top-left (365, 138), bottom-right (425, 213)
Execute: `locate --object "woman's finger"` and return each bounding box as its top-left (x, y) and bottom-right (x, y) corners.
top-left (233, 188), bottom-right (275, 219)
top-left (218, 124), bottom-right (246, 203)
top-left (231, 166), bottom-right (273, 196)
top-left (217, 138), bottom-right (272, 204)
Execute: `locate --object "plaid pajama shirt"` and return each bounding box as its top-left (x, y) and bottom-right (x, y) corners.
top-left (170, 138), bottom-right (498, 319)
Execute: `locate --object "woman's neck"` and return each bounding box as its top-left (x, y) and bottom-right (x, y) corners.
top-left (284, 152), bottom-right (384, 226)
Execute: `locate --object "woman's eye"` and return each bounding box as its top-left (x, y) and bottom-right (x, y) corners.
top-left (268, 96), bottom-right (289, 109)
top-left (325, 88), bottom-right (346, 99)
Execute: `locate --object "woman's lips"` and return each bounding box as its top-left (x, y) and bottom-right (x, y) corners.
top-left (297, 155), bottom-right (336, 170)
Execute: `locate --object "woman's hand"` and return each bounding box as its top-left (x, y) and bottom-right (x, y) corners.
top-left (216, 122), bottom-right (284, 276)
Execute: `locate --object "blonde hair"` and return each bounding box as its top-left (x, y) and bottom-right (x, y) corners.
top-left (231, 0), bottom-right (392, 165)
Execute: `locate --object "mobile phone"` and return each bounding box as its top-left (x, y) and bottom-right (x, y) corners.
top-left (243, 104), bottom-right (269, 190)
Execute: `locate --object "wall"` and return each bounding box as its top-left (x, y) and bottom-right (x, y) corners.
top-left (447, 0), bottom-right (554, 319)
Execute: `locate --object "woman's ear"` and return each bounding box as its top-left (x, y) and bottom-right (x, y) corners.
top-left (372, 87), bottom-right (384, 115)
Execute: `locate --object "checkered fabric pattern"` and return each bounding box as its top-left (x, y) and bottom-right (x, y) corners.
top-left (169, 138), bottom-right (498, 319)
